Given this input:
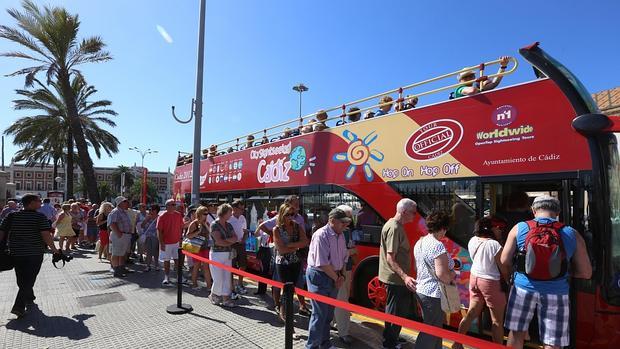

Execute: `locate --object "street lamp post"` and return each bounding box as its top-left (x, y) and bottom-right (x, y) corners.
top-left (292, 83), bottom-right (308, 118)
top-left (129, 147), bottom-right (158, 204)
top-left (171, 0), bottom-right (206, 209)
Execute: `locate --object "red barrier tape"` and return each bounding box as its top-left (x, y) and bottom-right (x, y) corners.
top-left (183, 250), bottom-right (510, 349)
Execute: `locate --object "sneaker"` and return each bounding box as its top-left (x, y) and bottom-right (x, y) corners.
top-left (162, 278), bottom-right (170, 286)
top-left (230, 292), bottom-right (240, 300)
top-left (234, 285), bottom-right (247, 295)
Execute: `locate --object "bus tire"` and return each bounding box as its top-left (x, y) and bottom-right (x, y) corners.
top-left (353, 257), bottom-right (382, 309)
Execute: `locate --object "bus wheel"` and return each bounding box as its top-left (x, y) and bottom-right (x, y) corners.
top-left (367, 276), bottom-right (387, 311)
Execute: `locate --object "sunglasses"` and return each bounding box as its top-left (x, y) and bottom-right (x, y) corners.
top-left (286, 212), bottom-right (296, 217)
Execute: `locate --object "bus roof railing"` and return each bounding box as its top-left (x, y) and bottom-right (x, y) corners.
top-left (176, 56), bottom-right (518, 165)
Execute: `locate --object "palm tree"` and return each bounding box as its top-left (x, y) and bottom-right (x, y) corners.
top-left (112, 165), bottom-right (135, 196)
top-left (97, 182), bottom-right (115, 202)
top-left (0, 0), bottom-right (113, 203)
top-left (5, 77), bottom-right (119, 198)
top-left (129, 179), bottom-right (159, 204)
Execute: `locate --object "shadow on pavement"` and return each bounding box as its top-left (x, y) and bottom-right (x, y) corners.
top-left (188, 311), bottom-right (226, 324)
top-left (5, 304), bottom-right (94, 340)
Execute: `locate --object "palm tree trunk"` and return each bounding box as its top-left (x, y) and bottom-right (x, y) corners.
top-left (52, 156), bottom-right (59, 190)
top-left (59, 71), bottom-right (100, 203)
top-left (66, 135), bottom-right (74, 198)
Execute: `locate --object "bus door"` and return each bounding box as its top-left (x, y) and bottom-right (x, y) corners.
top-left (482, 174), bottom-right (594, 347)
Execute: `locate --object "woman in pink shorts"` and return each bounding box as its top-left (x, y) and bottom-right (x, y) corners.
top-left (453, 217), bottom-right (509, 348)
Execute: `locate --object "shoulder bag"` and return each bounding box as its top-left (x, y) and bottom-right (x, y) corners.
top-left (0, 214), bottom-right (14, 271)
top-left (423, 237), bottom-right (461, 313)
top-left (182, 225), bottom-right (206, 254)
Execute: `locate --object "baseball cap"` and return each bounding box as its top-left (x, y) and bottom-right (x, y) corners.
top-left (114, 196), bottom-right (128, 206)
top-left (165, 199), bottom-right (176, 206)
top-left (329, 208), bottom-right (352, 223)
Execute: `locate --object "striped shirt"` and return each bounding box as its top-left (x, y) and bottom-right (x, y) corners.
top-left (0, 210), bottom-right (51, 256)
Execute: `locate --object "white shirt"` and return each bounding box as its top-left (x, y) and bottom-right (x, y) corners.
top-left (229, 214), bottom-right (247, 240)
top-left (206, 212), bottom-right (217, 225)
top-left (414, 235), bottom-right (454, 298)
top-left (468, 236), bottom-right (502, 280)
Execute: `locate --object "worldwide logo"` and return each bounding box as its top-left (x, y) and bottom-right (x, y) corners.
top-left (492, 105), bottom-right (517, 127)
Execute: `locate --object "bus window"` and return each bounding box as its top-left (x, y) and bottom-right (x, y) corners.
top-left (391, 180), bottom-right (478, 246)
top-left (300, 185), bottom-right (384, 245)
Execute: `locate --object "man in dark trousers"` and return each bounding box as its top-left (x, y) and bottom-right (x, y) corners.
top-left (0, 193), bottom-right (59, 318)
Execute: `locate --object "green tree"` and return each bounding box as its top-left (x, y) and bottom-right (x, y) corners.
top-left (97, 182), bottom-right (115, 203)
top-left (4, 77), bottom-right (119, 199)
top-left (74, 176), bottom-right (88, 199)
top-left (111, 166), bottom-right (135, 196)
top-left (1, 0), bottom-right (113, 203)
top-left (129, 179), bottom-right (159, 204)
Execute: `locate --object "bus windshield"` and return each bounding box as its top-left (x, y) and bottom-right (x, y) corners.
top-left (608, 133), bottom-right (620, 304)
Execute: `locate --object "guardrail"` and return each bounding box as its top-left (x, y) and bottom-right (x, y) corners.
top-left (170, 249), bottom-right (511, 349)
top-left (176, 57), bottom-right (518, 166)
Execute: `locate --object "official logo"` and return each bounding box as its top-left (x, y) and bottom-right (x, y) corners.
top-left (405, 119), bottom-right (463, 161)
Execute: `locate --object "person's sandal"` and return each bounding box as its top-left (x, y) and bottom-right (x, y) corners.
top-left (298, 307), bottom-right (312, 316)
top-left (221, 299), bottom-right (236, 308)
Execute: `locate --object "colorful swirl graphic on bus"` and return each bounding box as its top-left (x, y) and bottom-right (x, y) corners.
top-left (332, 130), bottom-right (384, 181)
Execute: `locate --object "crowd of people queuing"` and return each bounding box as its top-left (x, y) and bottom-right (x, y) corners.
top-left (0, 189), bottom-right (592, 349)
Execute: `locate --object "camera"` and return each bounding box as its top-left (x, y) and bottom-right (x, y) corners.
top-left (52, 251), bottom-right (73, 268)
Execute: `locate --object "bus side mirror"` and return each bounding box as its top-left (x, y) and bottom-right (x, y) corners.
top-left (572, 113), bottom-right (611, 135)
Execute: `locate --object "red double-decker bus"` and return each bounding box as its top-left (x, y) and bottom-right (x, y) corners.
top-left (173, 43), bottom-right (620, 348)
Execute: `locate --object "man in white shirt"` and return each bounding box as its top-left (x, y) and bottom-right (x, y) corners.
top-left (229, 199), bottom-right (249, 295)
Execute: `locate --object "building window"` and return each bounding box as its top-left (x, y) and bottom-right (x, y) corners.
top-left (25, 181), bottom-right (32, 190)
top-left (47, 182), bottom-right (52, 190)
top-left (15, 182), bottom-right (21, 190)
top-left (15, 172), bottom-right (22, 178)
top-left (106, 175), bottom-right (112, 180)
top-left (25, 172), bottom-right (32, 178)
top-left (97, 174), bottom-right (103, 180)
top-left (36, 172), bottom-right (43, 179)
top-left (36, 182), bottom-right (43, 190)
top-left (47, 173), bottom-right (52, 179)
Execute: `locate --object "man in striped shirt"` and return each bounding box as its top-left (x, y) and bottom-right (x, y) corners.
top-left (0, 193), bottom-right (59, 318)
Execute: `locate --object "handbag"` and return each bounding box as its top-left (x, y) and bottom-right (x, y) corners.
top-left (422, 237), bottom-right (461, 313)
top-left (0, 214), bottom-right (14, 271)
top-left (182, 235), bottom-right (206, 254)
top-left (0, 248), bottom-right (13, 271)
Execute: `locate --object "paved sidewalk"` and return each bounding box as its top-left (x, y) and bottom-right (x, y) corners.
top-left (0, 249), bottom-right (421, 348)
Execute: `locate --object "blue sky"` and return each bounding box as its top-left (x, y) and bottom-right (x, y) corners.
top-left (1, 0), bottom-right (619, 173)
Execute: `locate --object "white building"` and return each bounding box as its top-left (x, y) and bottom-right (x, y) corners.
top-left (6, 161), bottom-right (172, 204)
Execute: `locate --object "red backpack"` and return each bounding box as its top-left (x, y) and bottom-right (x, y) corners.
top-left (516, 220), bottom-right (568, 280)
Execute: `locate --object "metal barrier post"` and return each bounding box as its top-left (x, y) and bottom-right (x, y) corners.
top-left (284, 282), bottom-right (294, 349)
top-left (166, 248), bottom-right (193, 314)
